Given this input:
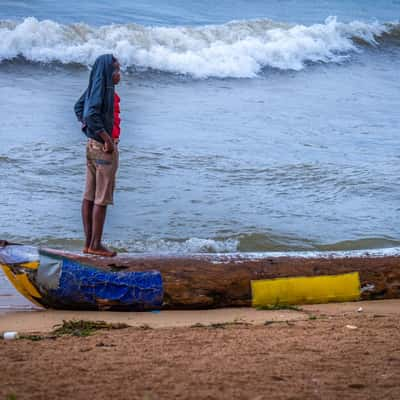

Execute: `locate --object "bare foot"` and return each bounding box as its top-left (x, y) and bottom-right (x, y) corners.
top-left (82, 247), bottom-right (89, 254)
top-left (87, 244), bottom-right (117, 257)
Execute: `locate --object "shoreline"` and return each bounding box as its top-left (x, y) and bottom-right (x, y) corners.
top-left (1, 299), bottom-right (400, 333)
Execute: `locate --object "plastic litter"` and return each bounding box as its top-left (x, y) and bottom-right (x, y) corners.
top-left (361, 284), bottom-right (375, 293)
top-left (346, 325), bottom-right (358, 330)
top-left (3, 331), bottom-right (19, 340)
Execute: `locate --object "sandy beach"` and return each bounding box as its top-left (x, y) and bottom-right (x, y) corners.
top-left (1, 300), bottom-right (400, 399)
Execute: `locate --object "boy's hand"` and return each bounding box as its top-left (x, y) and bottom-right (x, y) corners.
top-left (98, 131), bottom-right (114, 153)
top-left (103, 139), bottom-right (114, 154)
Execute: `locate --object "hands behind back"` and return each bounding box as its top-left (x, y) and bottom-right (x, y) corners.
top-left (103, 139), bottom-right (114, 154)
top-left (98, 131), bottom-right (114, 153)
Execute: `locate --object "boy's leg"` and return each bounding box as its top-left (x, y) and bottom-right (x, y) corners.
top-left (88, 204), bottom-right (116, 257)
top-left (82, 141), bottom-right (96, 253)
top-left (81, 199), bottom-right (94, 252)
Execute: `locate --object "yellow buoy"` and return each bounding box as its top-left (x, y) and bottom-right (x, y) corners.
top-left (252, 272), bottom-right (360, 307)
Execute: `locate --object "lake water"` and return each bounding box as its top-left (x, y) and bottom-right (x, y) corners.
top-left (0, 0), bottom-right (399, 307)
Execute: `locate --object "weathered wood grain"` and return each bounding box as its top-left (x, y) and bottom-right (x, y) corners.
top-left (42, 248), bottom-right (400, 309)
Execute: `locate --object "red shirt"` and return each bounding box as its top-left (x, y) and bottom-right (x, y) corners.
top-left (112, 92), bottom-right (121, 139)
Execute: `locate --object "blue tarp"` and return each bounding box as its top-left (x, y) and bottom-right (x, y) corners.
top-left (43, 256), bottom-right (163, 310)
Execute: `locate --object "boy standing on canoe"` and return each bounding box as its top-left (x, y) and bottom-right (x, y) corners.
top-left (74, 54), bottom-right (121, 257)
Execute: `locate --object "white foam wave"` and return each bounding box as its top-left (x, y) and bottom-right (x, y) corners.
top-left (0, 16), bottom-right (395, 77)
top-left (209, 246), bottom-right (400, 262)
top-left (109, 237), bottom-right (239, 253)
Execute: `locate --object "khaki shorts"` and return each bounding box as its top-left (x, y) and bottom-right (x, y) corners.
top-left (83, 139), bottom-right (119, 206)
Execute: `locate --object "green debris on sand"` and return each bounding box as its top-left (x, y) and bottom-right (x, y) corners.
top-left (264, 320), bottom-right (296, 326)
top-left (52, 320), bottom-right (130, 337)
top-left (256, 304), bottom-right (303, 311)
top-left (20, 320), bottom-right (130, 340)
top-left (191, 323), bottom-right (206, 328)
top-left (138, 323), bottom-right (152, 330)
top-left (191, 321), bottom-right (250, 329)
top-left (19, 334), bottom-right (47, 341)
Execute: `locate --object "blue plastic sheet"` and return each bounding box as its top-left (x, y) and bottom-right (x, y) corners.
top-left (47, 257), bottom-right (163, 310)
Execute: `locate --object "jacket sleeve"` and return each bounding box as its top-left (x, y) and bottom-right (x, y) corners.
top-left (74, 90), bottom-right (86, 122)
top-left (84, 74), bottom-right (106, 134)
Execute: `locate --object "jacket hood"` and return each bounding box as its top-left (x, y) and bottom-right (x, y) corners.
top-left (86, 54), bottom-right (115, 98)
top-left (75, 54), bottom-right (116, 142)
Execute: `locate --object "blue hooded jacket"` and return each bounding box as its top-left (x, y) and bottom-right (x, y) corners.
top-left (74, 54), bottom-right (116, 143)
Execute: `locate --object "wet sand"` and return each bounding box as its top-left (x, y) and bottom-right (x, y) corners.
top-left (1, 300), bottom-right (400, 399)
top-left (1, 299), bottom-right (400, 332)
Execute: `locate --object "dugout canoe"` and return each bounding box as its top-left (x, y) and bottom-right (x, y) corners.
top-left (0, 240), bottom-right (400, 310)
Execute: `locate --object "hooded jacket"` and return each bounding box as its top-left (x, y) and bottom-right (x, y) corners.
top-left (74, 54), bottom-right (115, 143)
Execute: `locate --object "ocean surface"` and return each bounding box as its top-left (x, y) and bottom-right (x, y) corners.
top-left (0, 1), bottom-right (399, 308)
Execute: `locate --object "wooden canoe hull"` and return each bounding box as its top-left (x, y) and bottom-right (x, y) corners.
top-left (1, 242), bottom-right (400, 310)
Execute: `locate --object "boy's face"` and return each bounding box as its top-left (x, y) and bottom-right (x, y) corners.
top-left (112, 61), bottom-right (121, 85)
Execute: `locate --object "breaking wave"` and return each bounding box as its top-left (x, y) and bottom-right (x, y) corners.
top-left (108, 237), bottom-right (240, 253)
top-left (0, 16), bottom-right (399, 78)
top-left (23, 235), bottom-right (400, 254)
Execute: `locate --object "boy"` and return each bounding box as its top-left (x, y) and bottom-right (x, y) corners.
top-left (74, 54), bottom-right (121, 257)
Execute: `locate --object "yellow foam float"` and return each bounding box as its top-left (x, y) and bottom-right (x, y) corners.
top-left (251, 272), bottom-right (361, 307)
